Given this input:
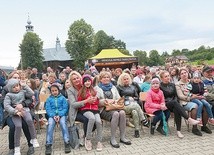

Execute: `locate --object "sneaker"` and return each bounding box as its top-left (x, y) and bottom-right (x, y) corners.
top-left (187, 118), bottom-right (200, 125)
top-left (201, 126), bottom-right (212, 134)
top-left (7, 149), bottom-right (14, 155)
top-left (134, 130), bottom-right (140, 138)
top-left (96, 142), bottom-right (103, 152)
top-left (142, 119), bottom-right (149, 128)
top-left (14, 147), bottom-right (21, 155)
top-left (84, 138), bottom-right (92, 151)
top-left (156, 126), bottom-right (166, 135)
top-left (208, 118), bottom-right (214, 125)
top-left (64, 142), bottom-right (71, 153)
top-left (45, 144), bottom-right (52, 155)
top-left (127, 121), bottom-right (135, 128)
top-left (192, 128), bottom-right (202, 136)
top-left (30, 138), bottom-right (40, 148)
top-left (27, 146), bottom-right (35, 155)
top-left (177, 131), bottom-right (184, 139)
top-left (197, 119), bottom-right (203, 127)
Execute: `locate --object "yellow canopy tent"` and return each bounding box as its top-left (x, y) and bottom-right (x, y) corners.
top-left (88, 49), bottom-right (138, 70)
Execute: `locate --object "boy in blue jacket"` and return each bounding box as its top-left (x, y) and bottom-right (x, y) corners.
top-left (45, 83), bottom-right (70, 155)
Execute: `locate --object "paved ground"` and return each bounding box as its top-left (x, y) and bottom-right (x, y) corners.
top-left (1, 118), bottom-right (214, 155)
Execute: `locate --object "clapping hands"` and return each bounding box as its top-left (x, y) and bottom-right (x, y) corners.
top-left (87, 96), bottom-right (97, 104)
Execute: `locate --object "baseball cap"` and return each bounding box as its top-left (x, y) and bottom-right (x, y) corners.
top-left (202, 66), bottom-right (213, 73)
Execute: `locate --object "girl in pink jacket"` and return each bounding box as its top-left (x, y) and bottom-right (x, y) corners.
top-left (144, 78), bottom-right (170, 135)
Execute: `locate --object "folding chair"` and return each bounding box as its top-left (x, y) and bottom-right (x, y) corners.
top-left (139, 92), bottom-right (154, 135)
top-left (35, 94), bottom-right (50, 134)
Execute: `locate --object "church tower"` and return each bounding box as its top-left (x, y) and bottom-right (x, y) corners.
top-left (56, 36), bottom-right (61, 51)
top-left (25, 15), bottom-right (34, 32)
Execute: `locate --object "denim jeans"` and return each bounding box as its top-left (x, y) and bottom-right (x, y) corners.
top-left (0, 103), bottom-right (3, 127)
top-left (46, 116), bottom-right (69, 144)
top-left (191, 99), bottom-right (213, 119)
top-left (6, 117), bottom-right (32, 149)
top-left (152, 110), bottom-right (170, 127)
top-left (75, 112), bottom-right (88, 136)
top-left (212, 107), bottom-right (214, 117)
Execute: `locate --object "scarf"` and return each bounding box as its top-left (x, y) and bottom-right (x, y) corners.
top-left (151, 87), bottom-right (159, 93)
top-left (98, 82), bottom-right (113, 91)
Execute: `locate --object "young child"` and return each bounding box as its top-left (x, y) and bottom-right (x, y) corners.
top-left (144, 78), bottom-right (170, 135)
top-left (77, 74), bottom-right (103, 151)
top-left (4, 79), bottom-right (39, 155)
top-left (190, 71), bottom-right (214, 126)
top-left (140, 74), bottom-right (152, 92)
top-left (45, 83), bottom-right (71, 155)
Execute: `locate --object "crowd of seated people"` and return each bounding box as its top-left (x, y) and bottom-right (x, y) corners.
top-left (0, 64), bottom-right (214, 155)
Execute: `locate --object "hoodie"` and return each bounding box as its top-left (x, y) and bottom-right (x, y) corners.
top-left (3, 79), bottom-right (34, 115)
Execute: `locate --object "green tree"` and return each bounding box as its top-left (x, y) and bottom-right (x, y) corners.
top-left (161, 51), bottom-right (170, 57)
top-left (119, 49), bottom-right (132, 56)
top-left (112, 39), bottom-right (126, 49)
top-left (198, 45), bottom-right (206, 52)
top-left (133, 50), bottom-right (148, 65)
top-left (148, 50), bottom-right (163, 66)
top-left (66, 19), bottom-right (94, 70)
top-left (93, 30), bottom-right (113, 55)
top-left (19, 32), bottom-right (44, 70)
top-left (181, 48), bottom-right (189, 54)
top-left (171, 49), bottom-right (181, 56)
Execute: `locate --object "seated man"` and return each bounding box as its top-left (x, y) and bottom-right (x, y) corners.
top-left (202, 66), bottom-right (214, 115)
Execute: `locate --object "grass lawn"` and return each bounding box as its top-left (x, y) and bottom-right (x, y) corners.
top-left (190, 59), bottom-right (214, 65)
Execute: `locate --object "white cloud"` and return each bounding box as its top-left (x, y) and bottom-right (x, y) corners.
top-left (1, 0), bottom-right (214, 68)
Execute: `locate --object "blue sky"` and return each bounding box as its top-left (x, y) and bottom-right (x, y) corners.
top-left (1, 0), bottom-right (214, 68)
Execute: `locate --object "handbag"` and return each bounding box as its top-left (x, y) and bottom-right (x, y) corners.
top-left (68, 125), bottom-right (80, 149)
top-left (105, 96), bottom-right (125, 111)
top-left (162, 111), bottom-right (168, 136)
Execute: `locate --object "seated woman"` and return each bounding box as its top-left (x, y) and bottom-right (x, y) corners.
top-left (1, 71), bottom-right (34, 155)
top-left (175, 68), bottom-right (211, 136)
top-left (160, 71), bottom-right (199, 138)
top-left (94, 71), bottom-right (131, 148)
top-left (144, 78), bottom-right (170, 135)
top-left (61, 79), bottom-right (71, 99)
top-left (67, 71), bottom-right (90, 142)
top-left (169, 67), bottom-right (180, 84)
top-left (117, 73), bottom-right (149, 138)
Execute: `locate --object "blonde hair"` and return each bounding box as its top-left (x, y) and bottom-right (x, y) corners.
top-left (48, 72), bottom-right (57, 79)
top-left (99, 71), bottom-right (112, 81)
top-left (143, 74), bottom-right (152, 82)
top-left (69, 71), bottom-right (82, 86)
top-left (159, 70), bottom-right (169, 79)
top-left (117, 73), bottom-right (132, 86)
top-left (20, 71), bottom-right (27, 80)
